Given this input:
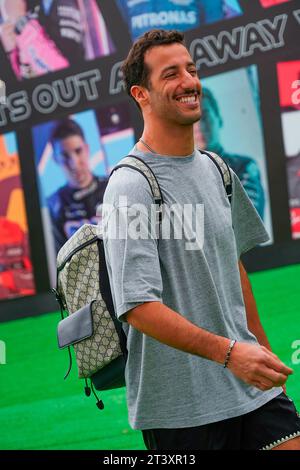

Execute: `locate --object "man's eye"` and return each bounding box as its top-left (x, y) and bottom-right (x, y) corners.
top-left (189, 69), bottom-right (197, 75)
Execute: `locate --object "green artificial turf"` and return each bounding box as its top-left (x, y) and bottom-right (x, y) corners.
top-left (0, 263), bottom-right (299, 450)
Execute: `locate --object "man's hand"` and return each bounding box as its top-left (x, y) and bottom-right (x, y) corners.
top-left (228, 342), bottom-right (293, 391)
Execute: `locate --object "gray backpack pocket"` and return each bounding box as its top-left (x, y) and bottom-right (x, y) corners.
top-left (57, 301), bottom-right (94, 349)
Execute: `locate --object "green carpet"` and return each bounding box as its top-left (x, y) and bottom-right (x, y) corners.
top-left (0, 263), bottom-right (299, 450)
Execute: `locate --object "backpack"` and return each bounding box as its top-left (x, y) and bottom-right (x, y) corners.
top-left (53, 151), bottom-right (232, 410)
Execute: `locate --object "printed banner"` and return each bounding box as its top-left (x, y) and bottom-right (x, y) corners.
top-left (32, 102), bottom-right (135, 282)
top-left (278, 59), bottom-right (300, 238)
top-left (194, 65), bottom-right (273, 240)
top-left (0, 0), bottom-right (114, 81)
top-left (0, 132), bottom-right (35, 299)
top-left (0, 0), bottom-right (299, 305)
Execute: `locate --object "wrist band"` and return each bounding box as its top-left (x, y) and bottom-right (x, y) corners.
top-left (224, 339), bottom-right (237, 368)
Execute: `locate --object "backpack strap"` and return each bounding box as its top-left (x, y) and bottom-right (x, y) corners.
top-left (110, 151), bottom-right (232, 212)
top-left (201, 150), bottom-right (232, 203)
top-left (109, 155), bottom-right (164, 230)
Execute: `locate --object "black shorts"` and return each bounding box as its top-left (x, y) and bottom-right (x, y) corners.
top-left (142, 392), bottom-right (300, 450)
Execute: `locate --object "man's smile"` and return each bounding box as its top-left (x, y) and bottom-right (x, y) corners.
top-left (174, 92), bottom-right (200, 108)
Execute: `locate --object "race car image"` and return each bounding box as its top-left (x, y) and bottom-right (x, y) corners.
top-left (0, 217), bottom-right (35, 299)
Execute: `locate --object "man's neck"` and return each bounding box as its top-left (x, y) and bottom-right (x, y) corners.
top-left (139, 121), bottom-right (195, 156)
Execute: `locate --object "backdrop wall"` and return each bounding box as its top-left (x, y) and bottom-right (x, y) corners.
top-left (0, 0), bottom-right (299, 320)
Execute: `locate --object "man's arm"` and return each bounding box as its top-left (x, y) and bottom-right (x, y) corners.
top-left (126, 301), bottom-right (292, 391)
top-left (127, 301), bottom-right (231, 364)
top-left (238, 260), bottom-right (272, 351)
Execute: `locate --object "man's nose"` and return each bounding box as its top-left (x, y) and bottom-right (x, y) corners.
top-left (181, 70), bottom-right (200, 90)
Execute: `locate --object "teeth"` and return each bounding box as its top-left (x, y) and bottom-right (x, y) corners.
top-left (178, 95), bottom-right (197, 103)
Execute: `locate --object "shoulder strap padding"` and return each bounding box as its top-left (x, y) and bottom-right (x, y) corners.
top-left (109, 155), bottom-right (163, 206)
top-left (201, 150), bottom-right (232, 203)
top-left (57, 223), bottom-right (98, 271)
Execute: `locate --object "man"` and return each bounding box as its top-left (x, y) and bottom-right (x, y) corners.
top-left (196, 87), bottom-right (265, 219)
top-left (103, 30), bottom-right (300, 450)
top-left (48, 118), bottom-right (108, 253)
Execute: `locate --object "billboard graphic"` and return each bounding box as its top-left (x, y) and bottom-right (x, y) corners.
top-left (195, 66), bottom-right (273, 240)
top-left (277, 59), bottom-right (300, 239)
top-left (0, 132), bottom-right (35, 300)
top-left (0, 0), bottom-right (115, 80)
top-left (0, 0), bottom-right (299, 308)
top-left (116, 0), bottom-right (243, 41)
top-left (259, 0), bottom-right (292, 7)
top-left (277, 60), bottom-right (300, 110)
top-left (32, 102), bottom-right (135, 282)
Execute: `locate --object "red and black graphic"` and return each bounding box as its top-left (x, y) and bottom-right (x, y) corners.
top-left (0, 133), bottom-right (35, 299)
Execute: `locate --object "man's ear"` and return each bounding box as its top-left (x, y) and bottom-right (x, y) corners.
top-left (130, 85), bottom-right (148, 108)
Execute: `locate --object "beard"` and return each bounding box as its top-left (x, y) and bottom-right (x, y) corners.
top-left (151, 100), bottom-right (201, 126)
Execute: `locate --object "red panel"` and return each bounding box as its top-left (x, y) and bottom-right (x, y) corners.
top-left (277, 61), bottom-right (300, 109)
top-left (291, 208), bottom-right (300, 240)
top-left (260, 0), bottom-right (291, 7)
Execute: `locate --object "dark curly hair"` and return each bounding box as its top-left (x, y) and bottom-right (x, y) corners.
top-left (50, 119), bottom-right (85, 144)
top-left (122, 29), bottom-right (185, 107)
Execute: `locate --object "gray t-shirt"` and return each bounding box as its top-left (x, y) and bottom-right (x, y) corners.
top-left (103, 147), bottom-right (282, 430)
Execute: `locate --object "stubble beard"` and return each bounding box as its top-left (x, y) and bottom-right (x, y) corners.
top-left (157, 100), bottom-right (201, 127)
top-left (149, 91), bottom-right (202, 127)
top-left (168, 107), bottom-right (201, 127)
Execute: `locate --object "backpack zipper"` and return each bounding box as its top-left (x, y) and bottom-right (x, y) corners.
top-left (57, 236), bottom-right (99, 272)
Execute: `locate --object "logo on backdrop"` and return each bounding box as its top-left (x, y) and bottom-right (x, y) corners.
top-left (0, 10), bottom-right (300, 127)
top-left (292, 80), bottom-right (300, 105)
top-left (109, 10), bottom-right (299, 93)
top-left (190, 13), bottom-right (288, 69)
top-left (0, 69), bottom-right (101, 127)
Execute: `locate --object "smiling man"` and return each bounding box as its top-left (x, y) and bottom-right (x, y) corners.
top-left (103, 30), bottom-right (300, 450)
